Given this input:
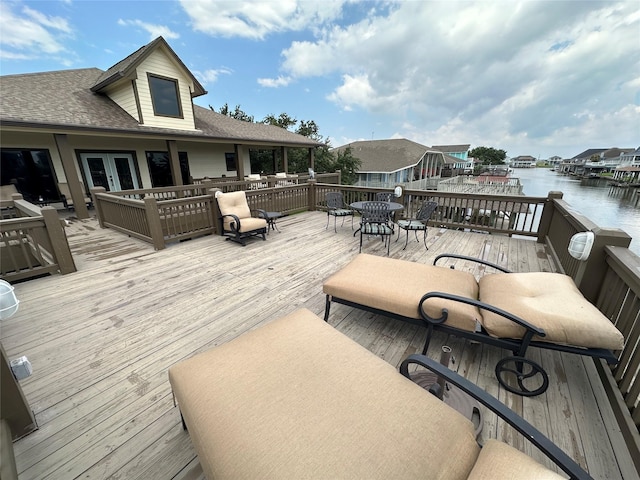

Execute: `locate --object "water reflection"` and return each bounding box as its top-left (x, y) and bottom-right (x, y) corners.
top-left (513, 168), bottom-right (640, 255)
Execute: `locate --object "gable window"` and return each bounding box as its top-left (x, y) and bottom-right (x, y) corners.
top-left (146, 151), bottom-right (191, 186)
top-left (148, 74), bottom-right (182, 118)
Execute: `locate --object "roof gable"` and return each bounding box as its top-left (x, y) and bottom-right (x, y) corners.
top-left (91, 36), bottom-right (206, 98)
top-left (333, 138), bottom-right (433, 172)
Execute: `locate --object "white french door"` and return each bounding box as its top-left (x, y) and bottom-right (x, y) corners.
top-left (80, 153), bottom-right (139, 192)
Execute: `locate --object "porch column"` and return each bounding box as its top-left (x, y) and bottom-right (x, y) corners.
top-left (166, 140), bottom-right (183, 186)
top-left (309, 148), bottom-right (315, 171)
top-left (281, 147), bottom-right (288, 173)
top-left (54, 134), bottom-right (89, 219)
top-left (235, 144), bottom-right (245, 179)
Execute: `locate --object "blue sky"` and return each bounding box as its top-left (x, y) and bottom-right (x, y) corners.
top-left (1, 0), bottom-right (638, 159)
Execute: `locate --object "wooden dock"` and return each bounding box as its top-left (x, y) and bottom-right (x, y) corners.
top-left (1, 211), bottom-right (636, 479)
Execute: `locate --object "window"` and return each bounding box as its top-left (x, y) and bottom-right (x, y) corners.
top-left (148, 74), bottom-right (182, 118)
top-left (1, 149), bottom-right (59, 202)
top-left (225, 153), bottom-right (236, 172)
top-left (146, 151), bottom-right (191, 187)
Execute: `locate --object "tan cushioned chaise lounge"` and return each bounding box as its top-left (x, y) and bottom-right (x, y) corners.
top-left (169, 308), bottom-right (577, 479)
top-left (323, 254), bottom-right (624, 396)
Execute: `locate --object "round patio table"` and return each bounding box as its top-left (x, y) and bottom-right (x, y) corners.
top-left (349, 201), bottom-right (404, 236)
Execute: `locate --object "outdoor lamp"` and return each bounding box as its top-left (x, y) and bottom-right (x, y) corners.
top-left (0, 279), bottom-right (32, 380)
top-left (0, 280), bottom-right (19, 320)
top-left (568, 231), bottom-right (595, 261)
top-left (394, 186), bottom-right (403, 197)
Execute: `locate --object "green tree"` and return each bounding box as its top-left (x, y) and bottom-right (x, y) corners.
top-left (469, 146), bottom-right (507, 165)
top-left (213, 103), bottom-right (255, 122)
top-left (334, 147), bottom-right (361, 185)
top-left (262, 113), bottom-right (297, 130)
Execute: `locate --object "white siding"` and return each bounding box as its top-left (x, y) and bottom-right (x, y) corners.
top-left (135, 49), bottom-right (197, 131)
top-left (104, 82), bottom-right (139, 121)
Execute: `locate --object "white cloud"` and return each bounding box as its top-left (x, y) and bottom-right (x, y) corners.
top-left (194, 67), bottom-right (233, 85)
top-left (0, 3), bottom-right (72, 55)
top-left (117, 19), bottom-right (180, 41)
top-left (274, 1), bottom-right (639, 157)
top-left (178, 0), bottom-right (346, 39)
top-left (257, 76), bottom-right (292, 88)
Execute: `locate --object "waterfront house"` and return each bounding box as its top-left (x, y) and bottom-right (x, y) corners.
top-left (558, 148), bottom-right (635, 176)
top-left (510, 155), bottom-right (537, 168)
top-left (332, 138), bottom-right (464, 189)
top-left (0, 36), bottom-right (322, 219)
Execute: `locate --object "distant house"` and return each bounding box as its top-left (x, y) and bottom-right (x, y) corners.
top-left (0, 36), bottom-right (321, 218)
top-left (613, 147), bottom-right (640, 183)
top-left (558, 148), bottom-right (635, 176)
top-left (431, 144), bottom-right (473, 172)
top-left (332, 139), bottom-right (460, 189)
top-left (510, 155), bottom-right (536, 168)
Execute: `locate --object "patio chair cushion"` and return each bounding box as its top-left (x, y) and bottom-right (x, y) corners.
top-left (217, 191), bottom-right (267, 232)
top-left (467, 439), bottom-right (565, 479)
top-left (323, 254), bottom-right (480, 331)
top-left (479, 272), bottom-right (625, 350)
top-left (169, 308), bottom-right (481, 480)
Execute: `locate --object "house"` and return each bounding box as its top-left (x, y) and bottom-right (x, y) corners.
top-left (332, 138), bottom-right (461, 189)
top-left (510, 155), bottom-right (536, 168)
top-left (431, 144), bottom-right (473, 173)
top-left (613, 147), bottom-right (640, 183)
top-left (0, 36), bottom-right (322, 219)
top-left (557, 148), bottom-right (634, 176)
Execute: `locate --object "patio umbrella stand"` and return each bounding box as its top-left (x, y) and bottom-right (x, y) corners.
top-left (409, 345), bottom-right (484, 439)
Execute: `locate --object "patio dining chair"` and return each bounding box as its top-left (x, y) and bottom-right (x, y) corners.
top-left (396, 201), bottom-right (438, 250)
top-left (325, 192), bottom-right (354, 232)
top-left (359, 201), bottom-right (394, 256)
top-left (375, 192), bottom-right (394, 202)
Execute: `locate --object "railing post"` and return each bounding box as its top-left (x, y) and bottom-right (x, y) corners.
top-left (575, 227), bottom-right (632, 303)
top-left (307, 179), bottom-right (317, 211)
top-left (91, 188), bottom-right (106, 228)
top-left (143, 197), bottom-right (165, 250)
top-left (537, 191), bottom-right (563, 243)
top-left (209, 188), bottom-right (223, 235)
top-left (41, 206), bottom-right (76, 274)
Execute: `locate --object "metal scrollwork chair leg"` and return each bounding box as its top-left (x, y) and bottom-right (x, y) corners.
top-left (495, 356), bottom-right (549, 397)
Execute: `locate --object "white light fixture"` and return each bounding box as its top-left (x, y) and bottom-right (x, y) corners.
top-left (0, 280), bottom-right (19, 320)
top-left (394, 186), bottom-right (403, 197)
top-left (568, 231), bottom-right (595, 261)
top-left (308, 168), bottom-right (315, 179)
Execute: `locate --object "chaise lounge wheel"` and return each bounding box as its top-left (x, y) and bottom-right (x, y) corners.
top-left (495, 356), bottom-right (549, 397)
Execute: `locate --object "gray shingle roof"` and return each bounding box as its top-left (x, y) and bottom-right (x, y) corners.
top-left (332, 139), bottom-right (439, 172)
top-left (0, 67), bottom-right (320, 148)
top-left (431, 144), bottom-right (470, 153)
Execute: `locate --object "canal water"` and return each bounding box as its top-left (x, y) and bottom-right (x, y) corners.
top-left (513, 168), bottom-right (640, 256)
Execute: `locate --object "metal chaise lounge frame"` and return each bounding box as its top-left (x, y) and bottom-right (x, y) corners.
top-left (323, 253), bottom-right (624, 396)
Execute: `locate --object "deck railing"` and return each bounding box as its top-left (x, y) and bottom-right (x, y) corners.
top-left (0, 194), bottom-right (76, 281)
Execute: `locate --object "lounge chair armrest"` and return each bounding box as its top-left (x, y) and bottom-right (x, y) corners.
top-left (433, 253), bottom-right (512, 273)
top-left (255, 209), bottom-right (267, 219)
top-left (419, 291), bottom-right (546, 338)
top-left (220, 213), bottom-right (241, 232)
top-left (399, 355), bottom-right (592, 480)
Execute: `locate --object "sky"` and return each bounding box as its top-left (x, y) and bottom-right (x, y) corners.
top-left (1, 0), bottom-right (639, 160)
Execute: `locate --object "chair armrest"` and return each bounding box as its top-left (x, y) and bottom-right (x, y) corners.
top-left (255, 209), bottom-right (267, 219)
top-left (419, 291), bottom-right (546, 338)
top-left (433, 253), bottom-right (512, 273)
top-left (220, 213), bottom-right (241, 231)
top-left (399, 355), bottom-right (593, 480)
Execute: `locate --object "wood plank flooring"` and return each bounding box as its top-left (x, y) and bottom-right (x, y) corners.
top-left (1, 211), bottom-right (636, 479)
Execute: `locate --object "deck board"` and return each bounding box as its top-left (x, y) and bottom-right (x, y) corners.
top-left (1, 211), bottom-right (635, 479)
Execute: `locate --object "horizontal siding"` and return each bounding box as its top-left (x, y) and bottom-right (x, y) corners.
top-left (104, 82), bottom-right (139, 121)
top-left (136, 49), bottom-right (197, 131)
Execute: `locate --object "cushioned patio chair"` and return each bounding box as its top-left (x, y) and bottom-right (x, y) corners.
top-left (396, 201), bottom-right (438, 250)
top-left (359, 201), bottom-right (394, 256)
top-left (325, 192), bottom-right (354, 232)
top-left (216, 190), bottom-right (267, 246)
top-left (323, 253), bottom-right (624, 396)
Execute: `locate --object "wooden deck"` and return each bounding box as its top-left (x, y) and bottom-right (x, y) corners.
top-left (1, 211), bottom-right (636, 479)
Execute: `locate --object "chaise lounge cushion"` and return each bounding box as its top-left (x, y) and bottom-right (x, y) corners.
top-left (467, 439), bottom-right (565, 479)
top-left (479, 272), bottom-right (625, 349)
top-left (323, 254), bottom-right (481, 332)
top-left (169, 308), bottom-right (482, 480)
